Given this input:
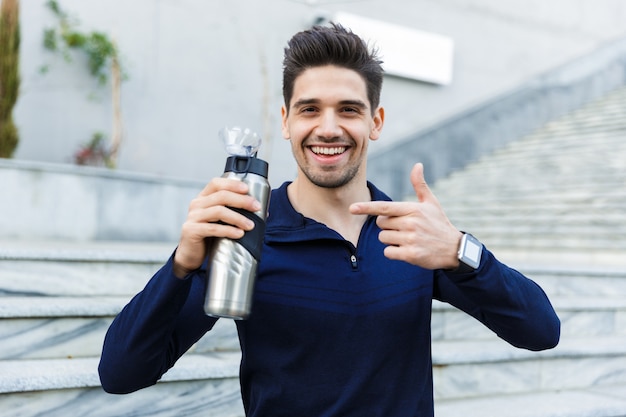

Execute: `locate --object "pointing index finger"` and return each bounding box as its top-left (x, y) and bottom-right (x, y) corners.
top-left (350, 201), bottom-right (414, 217)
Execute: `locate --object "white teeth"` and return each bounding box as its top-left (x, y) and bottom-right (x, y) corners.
top-left (311, 146), bottom-right (346, 155)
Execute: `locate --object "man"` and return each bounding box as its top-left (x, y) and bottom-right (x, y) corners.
top-left (99, 24), bottom-right (560, 416)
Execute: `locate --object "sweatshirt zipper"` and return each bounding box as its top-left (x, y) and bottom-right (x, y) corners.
top-left (350, 254), bottom-right (358, 269)
top-left (348, 215), bottom-right (372, 270)
top-left (347, 240), bottom-right (359, 269)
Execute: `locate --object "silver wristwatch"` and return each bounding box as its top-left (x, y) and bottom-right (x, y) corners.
top-left (453, 232), bottom-right (483, 273)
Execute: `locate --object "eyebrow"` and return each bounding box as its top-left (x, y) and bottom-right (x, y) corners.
top-left (291, 98), bottom-right (369, 110)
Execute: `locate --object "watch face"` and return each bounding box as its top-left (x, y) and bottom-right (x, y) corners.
top-left (464, 239), bottom-right (481, 265)
top-left (460, 233), bottom-right (482, 269)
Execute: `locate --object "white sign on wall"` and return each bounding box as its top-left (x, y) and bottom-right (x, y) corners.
top-left (316, 11), bottom-right (454, 85)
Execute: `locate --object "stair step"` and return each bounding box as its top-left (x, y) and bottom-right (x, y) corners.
top-left (0, 380), bottom-right (245, 417)
top-left (454, 222), bottom-right (626, 235)
top-left (480, 249), bottom-right (626, 270)
top-left (5, 293), bottom-right (620, 361)
top-left (446, 206), bottom-right (625, 218)
top-left (433, 335), bottom-right (626, 365)
top-left (0, 294), bottom-right (131, 360)
top-left (435, 384), bottom-right (626, 417)
top-left (0, 352), bottom-right (241, 394)
top-left (0, 240), bottom-right (174, 262)
top-left (439, 186), bottom-right (626, 201)
top-left (454, 231), bottom-right (625, 247)
top-left (5, 364), bottom-right (620, 417)
top-left (2, 261), bottom-right (624, 358)
top-left (0, 241), bottom-right (174, 297)
top-left (461, 147), bottom-right (626, 172)
top-left (432, 192), bottom-right (626, 213)
top-left (446, 210), bottom-right (626, 230)
top-left (0, 296), bottom-right (240, 359)
top-left (432, 296), bottom-right (626, 341)
top-left (518, 265), bottom-right (626, 295)
top-left (2, 335), bottom-right (623, 404)
top-left (474, 235), bottom-right (626, 252)
top-left (0, 354), bottom-right (245, 417)
top-left (0, 315), bottom-right (114, 360)
top-left (0, 296), bottom-right (128, 318)
top-left (457, 136), bottom-right (626, 165)
top-left (2, 291), bottom-right (622, 360)
top-left (432, 335), bottom-right (626, 400)
top-left (435, 178), bottom-right (626, 197)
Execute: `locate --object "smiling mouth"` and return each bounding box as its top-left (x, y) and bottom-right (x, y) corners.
top-left (310, 146), bottom-right (347, 156)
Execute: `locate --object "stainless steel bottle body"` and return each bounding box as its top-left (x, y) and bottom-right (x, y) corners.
top-left (204, 157), bottom-right (270, 319)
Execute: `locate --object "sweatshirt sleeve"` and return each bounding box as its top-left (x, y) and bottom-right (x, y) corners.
top-left (434, 247), bottom-right (560, 351)
top-left (98, 252), bottom-right (219, 394)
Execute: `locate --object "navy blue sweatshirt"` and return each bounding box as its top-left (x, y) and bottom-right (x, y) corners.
top-left (99, 182), bottom-right (560, 416)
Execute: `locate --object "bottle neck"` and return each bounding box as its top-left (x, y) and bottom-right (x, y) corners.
top-left (224, 155), bottom-right (268, 178)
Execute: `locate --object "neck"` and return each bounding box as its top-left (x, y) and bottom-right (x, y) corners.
top-left (287, 175), bottom-right (371, 246)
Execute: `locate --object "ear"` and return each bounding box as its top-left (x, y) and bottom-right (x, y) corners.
top-left (369, 106), bottom-right (385, 141)
top-left (281, 106), bottom-right (290, 139)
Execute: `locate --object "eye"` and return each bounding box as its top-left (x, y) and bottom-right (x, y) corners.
top-left (341, 106), bottom-right (361, 115)
top-left (300, 106), bottom-right (317, 114)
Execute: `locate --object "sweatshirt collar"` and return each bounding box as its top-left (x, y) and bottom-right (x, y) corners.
top-left (265, 181), bottom-right (391, 240)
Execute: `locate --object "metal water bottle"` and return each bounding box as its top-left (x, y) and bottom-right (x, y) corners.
top-left (204, 127), bottom-right (270, 319)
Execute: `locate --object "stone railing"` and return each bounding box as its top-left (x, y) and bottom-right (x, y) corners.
top-left (0, 159), bottom-right (204, 242)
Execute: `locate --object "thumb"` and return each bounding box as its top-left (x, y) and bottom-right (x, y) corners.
top-left (411, 163), bottom-right (434, 203)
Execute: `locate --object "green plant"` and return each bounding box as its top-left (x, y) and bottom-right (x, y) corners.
top-left (0, 0), bottom-right (20, 158)
top-left (42, 0), bottom-right (119, 85)
top-left (42, 0), bottom-right (125, 167)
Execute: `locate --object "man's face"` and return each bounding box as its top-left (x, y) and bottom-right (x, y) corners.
top-left (281, 65), bottom-right (384, 189)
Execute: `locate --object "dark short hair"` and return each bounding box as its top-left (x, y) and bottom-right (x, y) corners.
top-left (282, 23), bottom-right (384, 114)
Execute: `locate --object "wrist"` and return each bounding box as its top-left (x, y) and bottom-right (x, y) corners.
top-left (172, 247), bottom-right (200, 279)
top-left (172, 262), bottom-right (194, 279)
top-left (449, 232), bottom-right (483, 274)
top-left (445, 231), bottom-right (463, 270)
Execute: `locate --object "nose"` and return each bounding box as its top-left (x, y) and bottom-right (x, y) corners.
top-left (314, 110), bottom-right (343, 139)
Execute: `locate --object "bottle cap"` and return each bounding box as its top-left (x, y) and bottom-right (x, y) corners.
top-left (224, 156), bottom-right (268, 178)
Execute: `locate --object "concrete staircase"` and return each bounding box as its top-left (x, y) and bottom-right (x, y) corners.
top-left (430, 85), bottom-right (626, 416)
top-left (431, 85), bottom-right (626, 263)
top-left (0, 241), bottom-right (245, 416)
top-left (1, 85), bottom-right (625, 415)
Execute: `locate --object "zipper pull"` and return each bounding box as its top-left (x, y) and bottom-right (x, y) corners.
top-left (350, 254), bottom-right (358, 269)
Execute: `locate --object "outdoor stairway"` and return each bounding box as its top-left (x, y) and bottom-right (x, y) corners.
top-left (429, 85), bottom-right (626, 416)
top-left (2, 242), bottom-right (625, 416)
top-left (0, 241), bottom-right (245, 416)
top-left (0, 85), bottom-right (625, 416)
top-left (430, 85), bottom-right (626, 263)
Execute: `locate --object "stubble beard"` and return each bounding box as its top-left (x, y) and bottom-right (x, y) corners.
top-left (300, 163), bottom-right (361, 189)
top-left (299, 153), bottom-right (361, 188)
top-left (292, 135), bottom-right (364, 189)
